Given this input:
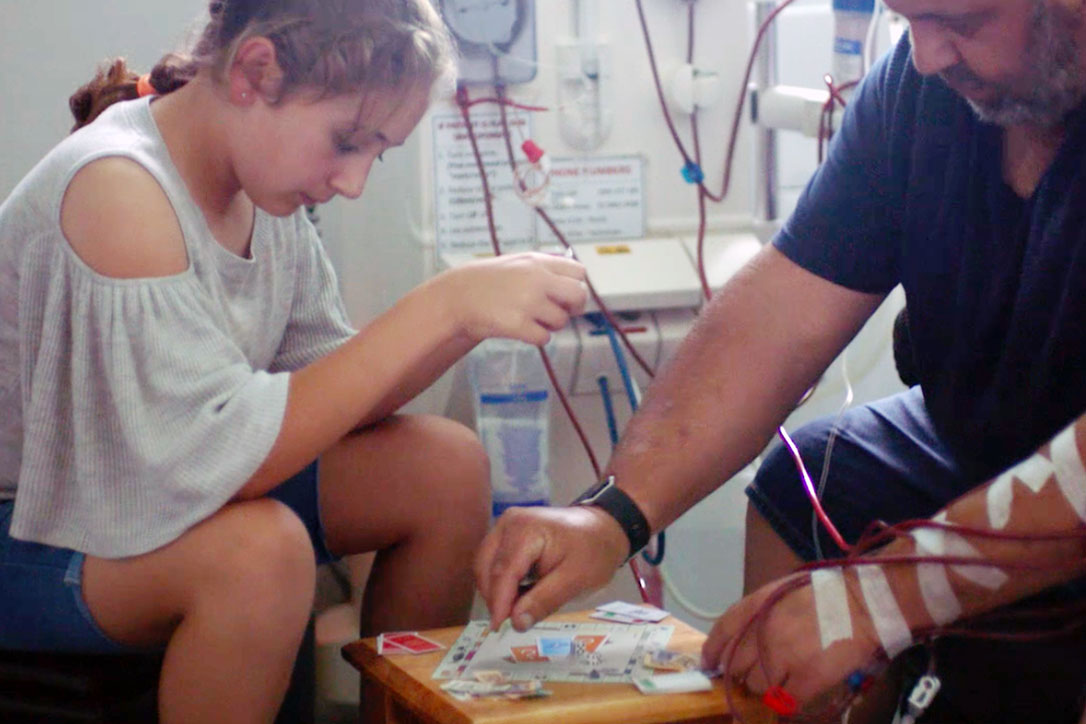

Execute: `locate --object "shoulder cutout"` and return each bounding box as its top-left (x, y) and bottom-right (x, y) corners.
top-left (60, 157), bottom-right (189, 279)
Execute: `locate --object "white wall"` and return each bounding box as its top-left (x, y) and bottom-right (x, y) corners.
top-left (0, 1), bottom-right (208, 198)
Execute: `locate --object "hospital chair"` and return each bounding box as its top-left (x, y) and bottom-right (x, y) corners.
top-left (0, 618), bottom-right (315, 723)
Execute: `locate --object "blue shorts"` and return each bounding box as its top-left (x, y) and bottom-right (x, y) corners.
top-left (0, 462), bottom-right (335, 653)
top-left (745, 386), bottom-right (983, 559)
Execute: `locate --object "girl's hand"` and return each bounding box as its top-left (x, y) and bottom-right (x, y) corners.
top-left (702, 571), bottom-right (882, 712)
top-left (434, 252), bottom-right (588, 345)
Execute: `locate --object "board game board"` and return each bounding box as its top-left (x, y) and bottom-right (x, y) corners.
top-left (432, 620), bottom-right (674, 684)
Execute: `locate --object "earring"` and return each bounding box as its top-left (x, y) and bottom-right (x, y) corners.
top-left (241, 91), bottom-right (249, 99)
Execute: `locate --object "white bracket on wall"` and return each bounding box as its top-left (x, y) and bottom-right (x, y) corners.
top-left (669, 64), bottom-right (724, 114)
top-left (750, 85), bottom-right (832, 139)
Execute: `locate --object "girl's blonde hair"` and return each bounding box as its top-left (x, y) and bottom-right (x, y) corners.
top-left (70, 0), bottom-right (456, 131)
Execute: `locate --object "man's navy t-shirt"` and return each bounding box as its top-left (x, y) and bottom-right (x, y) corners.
top-left (773, 35), bottom-right (1086, 478)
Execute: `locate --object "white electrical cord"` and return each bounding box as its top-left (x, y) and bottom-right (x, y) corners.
top-left (862, 0), bottom-right (885, 75)
top-left (656, 352), bottom-right (856, 620)
top-left (813, 349), bottom-right (855, 560)
top-left (656, 455), bottom-right (762, 623)
top-left (660, 565), bottom-right (732, 621)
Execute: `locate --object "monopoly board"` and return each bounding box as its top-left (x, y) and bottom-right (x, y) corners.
top-left (432, 620), bottom-right (674, 684)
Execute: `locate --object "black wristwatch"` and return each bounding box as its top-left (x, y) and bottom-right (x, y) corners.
top-left (571, 476), bottom-right (651, 561)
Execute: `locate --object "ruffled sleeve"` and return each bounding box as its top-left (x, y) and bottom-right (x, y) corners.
top-left (270, 215), bottom-right (356, 372)
top-left (13, 240), bottom-right (290, 557)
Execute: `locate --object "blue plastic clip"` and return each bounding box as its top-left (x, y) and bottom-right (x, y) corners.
top-left (846, 669), bottom-right (873, 693)
top-left (681, 161), bottom-right (704, 184)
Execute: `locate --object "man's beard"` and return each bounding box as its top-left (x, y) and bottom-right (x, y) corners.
top-left (945, 1), bottom-right (1086, 128)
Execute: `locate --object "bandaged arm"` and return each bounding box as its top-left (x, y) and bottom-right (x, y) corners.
top-left (854, 417), bottom-right (1086, 642)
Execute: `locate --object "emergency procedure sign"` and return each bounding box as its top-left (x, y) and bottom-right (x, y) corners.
top-left (432, 111), bottom-right (644, 254)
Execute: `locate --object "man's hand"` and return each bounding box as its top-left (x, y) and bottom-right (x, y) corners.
top-left (702, 571), bottom-right (881, 708)
top-left (474, 505), bottom-right (629, 630)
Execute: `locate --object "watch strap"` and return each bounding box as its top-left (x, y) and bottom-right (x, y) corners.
top-left (571, 476), bottom-right (651, 560)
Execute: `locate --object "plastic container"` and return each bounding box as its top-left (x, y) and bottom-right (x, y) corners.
top-left (466, 338), bottom-right (552, 517)
top-left (832, 0), bottom-right (876, 88)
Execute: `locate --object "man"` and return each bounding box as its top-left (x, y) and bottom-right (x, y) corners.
top-left (475, 0), bottom-right (1086, 720)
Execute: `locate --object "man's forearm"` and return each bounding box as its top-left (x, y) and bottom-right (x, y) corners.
top-left (878, 418), bottom-right (1086, 636)
top-left (602, 246), bottom-right (886, 532)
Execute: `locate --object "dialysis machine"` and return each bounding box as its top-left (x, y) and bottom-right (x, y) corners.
top-left (315, 0), bottom-right (907, 678)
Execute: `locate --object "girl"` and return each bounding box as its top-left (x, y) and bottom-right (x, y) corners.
top-left (0, 0), bottom-right (587, 721)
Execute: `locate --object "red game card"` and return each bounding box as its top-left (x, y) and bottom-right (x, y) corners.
top-left (382, 632), bottom-right (445, 654)
top-left (377, 634), bottom-right (412, 655)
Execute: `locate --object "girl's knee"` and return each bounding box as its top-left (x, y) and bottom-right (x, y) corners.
top-left (198, 499), bottom-right (317, 604)
top-left (411, 416), bottom-right (490, 502)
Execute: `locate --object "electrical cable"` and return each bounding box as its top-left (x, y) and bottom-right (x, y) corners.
top-left (862, 0), bottom-right (885, 75)
top-left (779, 425), bottom-right (851, 553)
top-left (597, 376), bottom-right (620, 448)
top-left (812, 349), bottom-right (854, 560)
top-left (597, 314), bottom-right (642, 412)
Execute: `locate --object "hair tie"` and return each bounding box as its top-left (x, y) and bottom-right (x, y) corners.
top-left (136, 74), bottom-right (157, 98)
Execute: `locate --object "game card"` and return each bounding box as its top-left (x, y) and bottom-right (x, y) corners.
top-left (510, 644), bottom-right (550, 662)
top-left (643, 649), bottom-right (700, 672)
top-left (634, 670), bottom-right (713, 694)
top-left (589, 610), bottom-right (650, 624)
top-left (377, 635), bottom-right (407, 655)
top-left (573, 634), bottom-right (608, 653)
top-left (537, 636), bottom-right (573, 657)
top-left (596, 601), bottom-right (670, 622)
top-left (381, 631), bottom-right (445, 654)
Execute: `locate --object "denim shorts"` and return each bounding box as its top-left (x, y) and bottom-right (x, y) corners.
top-left (0, 461), bottom-right (334, 653)
top-left (745, 386), bottom-right (979, 560)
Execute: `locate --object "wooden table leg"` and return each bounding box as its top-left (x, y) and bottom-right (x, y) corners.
top-left (361, 674), bottom-right (432, 724)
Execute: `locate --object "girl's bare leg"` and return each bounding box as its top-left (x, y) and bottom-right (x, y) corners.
top-left (317, 414), bottom-right (490, 635)
top-left (82, 498), bottom-right (317, 724)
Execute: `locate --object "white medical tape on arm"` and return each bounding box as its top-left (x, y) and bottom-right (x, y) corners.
top-left (855, 564), bottom-right (913, 658)
top-left (1050, 425), bottom-right (1086, 523)
top-left (914, 513), bottom-right (1008, 590)
top-left (912, 555), bottom-right (962, 626)
top-left (987, 454), bottom-right (1055, 529)
top-left (811, 568), bottom-right (853, 649)
top-left (986, 423), bottom-right (1086, 528)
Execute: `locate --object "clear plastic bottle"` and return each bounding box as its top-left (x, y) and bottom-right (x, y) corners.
top-left (466, 338), bottom-right (552, 517)
top-left (832, 0), bottom-right (876, 89)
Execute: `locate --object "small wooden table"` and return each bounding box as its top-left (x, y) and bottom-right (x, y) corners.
top-left (342, 611), bottom-right (775, 724)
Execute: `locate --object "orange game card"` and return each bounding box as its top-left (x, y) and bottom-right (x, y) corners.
top-left (573, 634), bottom-right (608, 653)
top-left (510, 645), bottom-right (550, 662)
